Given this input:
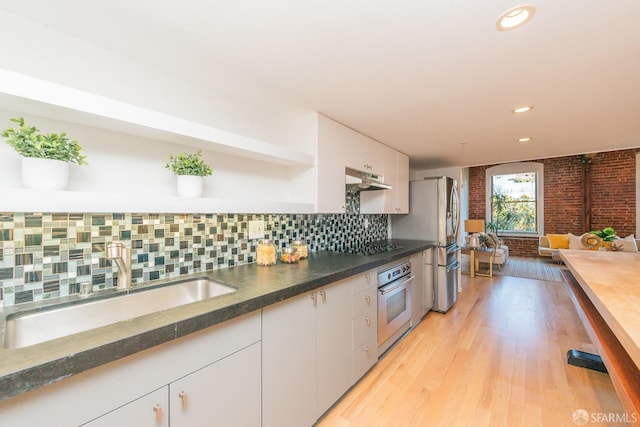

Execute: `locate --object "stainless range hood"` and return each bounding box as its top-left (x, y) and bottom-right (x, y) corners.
top-left (345, 167), bottom-right (392, 191)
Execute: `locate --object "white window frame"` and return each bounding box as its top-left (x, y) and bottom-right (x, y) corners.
top-left (485, 162), bottom-right (544, 237)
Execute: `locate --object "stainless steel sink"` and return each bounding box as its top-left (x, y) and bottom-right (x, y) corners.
top-left (3, 278), bottom-right (236, 350)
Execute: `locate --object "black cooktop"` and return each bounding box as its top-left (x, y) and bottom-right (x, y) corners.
top-left (331, 240), bottom-right (403, 256)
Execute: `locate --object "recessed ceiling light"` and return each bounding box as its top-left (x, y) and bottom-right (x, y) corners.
top-left (512, 105), bottom-right (533, 113)
top-left (517, 137), bottom-right (533, 142)
top-left (496, 5), bottom-right (536, 31)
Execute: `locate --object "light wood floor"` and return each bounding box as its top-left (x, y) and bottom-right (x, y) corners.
top-left (318, 274), bottom-right (628, 426)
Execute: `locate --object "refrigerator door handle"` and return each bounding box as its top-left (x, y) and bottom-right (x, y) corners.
top-left (450, 183), bottom-right (460, 241)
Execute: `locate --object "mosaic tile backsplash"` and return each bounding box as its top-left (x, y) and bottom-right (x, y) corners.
top-left (0, 211), bottom-right (388, 307)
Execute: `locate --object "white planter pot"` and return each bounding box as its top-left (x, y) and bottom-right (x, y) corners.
top-left (176, 175), bottom-right (203, 198)
top-left (21, 157), bottom-right (70, 190)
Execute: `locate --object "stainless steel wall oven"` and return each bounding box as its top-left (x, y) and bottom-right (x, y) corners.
top-left (377, 261), bottom-right (413, 356)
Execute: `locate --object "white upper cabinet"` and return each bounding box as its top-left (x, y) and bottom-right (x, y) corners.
top-left (394, 151), bottom-right (410, 214)
top-left (316, 114), bottom-right (348, 213)
top-left (315, 114), bottom-right (409, 214)
top-left (361, 149), bottom-right (409, 214)
top-left (342, 126), bottom-right (384, 175)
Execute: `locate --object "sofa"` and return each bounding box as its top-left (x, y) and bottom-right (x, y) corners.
top-left (539, 233), bottom-right (640, 260)
top-left (476, 232), bottom-right (509, 270)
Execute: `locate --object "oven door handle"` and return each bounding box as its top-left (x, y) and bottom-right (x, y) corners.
top-left (379, 275), bottom-right (415, 295)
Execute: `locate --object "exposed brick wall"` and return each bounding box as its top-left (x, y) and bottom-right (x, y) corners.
top-left (501, 236), bottom-right (539, 257)
top-left (590, 151), bottom-right (636, 236)
top-left (543, 156), bottom-right (583, 235)
top-left (468, 149), bottom-right (638, 257)
top-left (468, 166), bottom-right (488, 220)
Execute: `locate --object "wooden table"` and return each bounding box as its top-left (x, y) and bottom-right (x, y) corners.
top-left (461, 246), bottom-right (494, 278)
top-left (560, 249), bottom-right (640, 424)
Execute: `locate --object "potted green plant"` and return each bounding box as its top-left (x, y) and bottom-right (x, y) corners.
top-left (589, 227), bottom-right (617, 249)
top-left (2, 117), bottom-right (87, 190)
top-left (165, 150), bottom-right (213, 197)
top-left (589, 227), bottom-right (616, 242)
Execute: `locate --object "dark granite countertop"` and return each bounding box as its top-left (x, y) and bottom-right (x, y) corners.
top-left (0, 239), bottom-right (433, 401)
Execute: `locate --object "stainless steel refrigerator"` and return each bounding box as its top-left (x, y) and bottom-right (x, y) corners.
top-left (391, 177), bottom-right (460, 313)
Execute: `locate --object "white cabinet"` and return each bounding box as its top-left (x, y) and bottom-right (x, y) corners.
top-left (262, 290), bottom-right (317, 427)
top-left (302, 114), bottom-right (409, 214)
top-left (316, 279), bottom-right (355, 415)
top-left (0, 311), bottom-right (262, 426)
top-left (410, 252), bottom-right (425, 326)
top-left (83, 387), bottom-right (169, 427)
top-left (424, 248), bottom-right (434, 313)
top-left (85, 342), bottom-right (261, 427)
top-left (262, 278), bottom-right (353, 427)
top-left (394, 151), bottom-right (410, 214)
top-left (410, 249), bottom-right (434, 327)
top-left (170, 342), bottom-right (261, 427)
top-left (343, 128), bottom-right (384, 175)
top-left (361, 149), bottom-right (410, 214)
top-left (316, 114), bottom-right (348, 213)
top-left (351, 269), bottom-right (378, 381)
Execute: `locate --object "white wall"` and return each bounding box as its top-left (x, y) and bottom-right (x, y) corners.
top-left (0, 10), bottom-right (321, 208)
top-left (0, 9), bottom-right (301, 151)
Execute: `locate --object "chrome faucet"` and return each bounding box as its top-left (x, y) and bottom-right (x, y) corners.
top-left (106, 241), bottom-right (132, 290)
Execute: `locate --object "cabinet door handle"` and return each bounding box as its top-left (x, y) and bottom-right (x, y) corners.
top-left (364, 316), bottom-right (371, 326)
top-left (310, 293), bottom-right (317, 306)
top-left (153, 404), bottom-right (163, 423)
top-left (320, 290), bottom-right (326, 303)
top-left (365, 347), bottom-right (370, 356)
top-left (364, 295), bottom-right (371, 305)
top-left (364, 272), bottom-right (370, 283)
top-left (179, 390), bottom-right (188, 409)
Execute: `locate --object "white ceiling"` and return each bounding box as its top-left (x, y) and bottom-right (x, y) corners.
top-left (1, 1), bottom-right (639, 169)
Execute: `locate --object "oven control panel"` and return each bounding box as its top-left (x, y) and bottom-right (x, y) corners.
top-left (377, 261), bottom-right (412, 287)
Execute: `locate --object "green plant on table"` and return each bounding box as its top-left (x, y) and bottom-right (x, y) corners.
top-left (589, 227), bottom-right (617, 242)
top-left (165, 151), bottom-right (213, 176)
top-left (2, 117), bottom-right (87, 165)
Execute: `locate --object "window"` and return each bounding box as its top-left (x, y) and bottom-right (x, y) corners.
top-left (485, 162), bottom-right (544, 236)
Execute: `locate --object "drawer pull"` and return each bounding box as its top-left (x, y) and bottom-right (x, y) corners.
top-left (320, 290), bottom-right (327, 303)
top-left (153, 404), bottom-right (163, 423)
top-left (179, 390), bottom-right (188, 409)
top-left (310, 293), bottom-right (317, 306)
top-left (365, 347), bottom-right (370, 356)
top-left (364, 295), bottom-right (371, 305)
top-left (364, 316), bottom-right (371, 327)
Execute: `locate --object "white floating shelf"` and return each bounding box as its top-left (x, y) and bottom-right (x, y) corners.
top-left (0, 69), bottom-right (314, 167)
top-left (0, 188), bottom-right (315, 214)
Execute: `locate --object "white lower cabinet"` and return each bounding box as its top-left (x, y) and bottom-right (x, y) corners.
top-left (263, 277), bottom-right (353, 427)
top-left (351, 269), bottom-right (378, 381)
top-left (316, 279), bottom-right (354, 415)
top-left (169, 342), bottom-right (261, 427)
top-left (423, 248), bottom-right (434, 313)
top-left (83, 387), bottom-right (169, 427)
top-left (0, 311), bottom-right (261, 427)
top-left (85, 342), bottom-right (261, 427)
top-left (410, 249), bottom-right (434, 327)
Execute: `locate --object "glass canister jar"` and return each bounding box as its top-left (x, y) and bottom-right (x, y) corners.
top-left (257, 239), bottom-right (277, 266)
top-left (281, 247), bottom-right (300, 264)
top-left (291, 239), bottom-right (308, 259)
